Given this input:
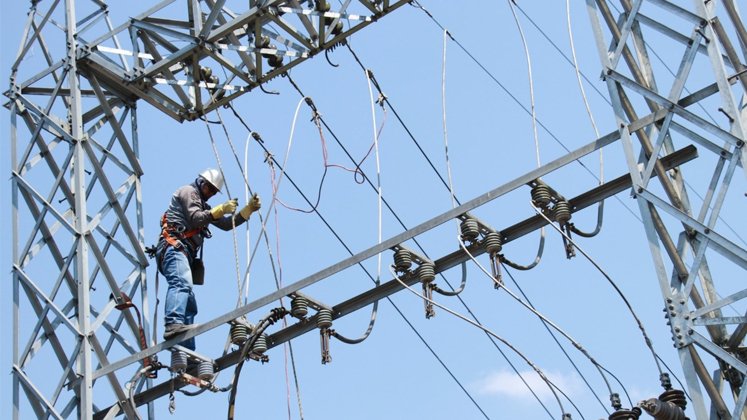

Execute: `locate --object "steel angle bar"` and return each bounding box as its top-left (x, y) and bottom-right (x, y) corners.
top-left (16, 59), bottom-right (65, 90)
top-left (12, 0), bottom-right (61, 72)
top-left (732, 381), bottom-right (747, 420)
top-left (93, 129), bottom-right (622, 381)
top-left (670, 122), bottom-right (739, 163)
top-left (86, 136), bottom-right (136, 176)
top-left (131, 19), bottom-right (197, 45)
top-left (263, 15), bottom-right (314, 51)
top-left (137, 31), bottom-right (191, 107)
top-left (14, 95), bottom-right (73, 142)
top-left (18, 252), bottom-right (76, 367)
top-left (202, 48), bottom-right (255, 84)
top-left (607, 70), bottom-right (744, 146)
top-left (88, 76), bottom-right (143, 175)
top-left (647, 0), bottom-right (705, 24)
top-left (76, 7), bottom-right (107, 36)
top-left (694, 316), bottom-right (747, 326)
top-left (609, 0), bottom-right (643, 69)
top-left (199, 0), bottom-right (227, 39)
top-left (207, 5), bottom-right (264, 42)
top-left (635, 13), bottom-right (714, 61)
top-left (48, 340), bottom-right (81, 409)
top-left (12, 174), bottom-right (77, 237)
top-left (692, 288), bottom-right (747, 319)
top-left (85, 100), bottom-right (128, 133)
top-left (638, 189), bottom-right (747, 268)
top-left (88, 335), bottom-right (138, 420)
top-left (690, 331), bottom-right (747, 374)
top-left (15, 269), bottom-right (80, 341)
top-left (282, 0), bottom-right (319, 42)
top-left (13, 365), bottom-right (63, 420)
top-left (82, 141), bottom-right (148, 265)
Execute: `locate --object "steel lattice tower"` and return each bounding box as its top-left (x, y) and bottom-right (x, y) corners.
top-left (5, 0), bottom-right (747, 419)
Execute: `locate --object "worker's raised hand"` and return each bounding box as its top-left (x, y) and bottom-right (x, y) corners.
top-left (240, 194), bottom-right (261, 219)
top-left (210, 198), bottom-right (238, 219)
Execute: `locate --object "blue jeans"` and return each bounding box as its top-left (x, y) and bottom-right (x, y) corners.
top-left (158, 245), bottom-right (198, 350)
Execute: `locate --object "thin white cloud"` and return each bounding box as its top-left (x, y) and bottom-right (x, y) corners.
top-left (473, 369), bottom-right (584, 402)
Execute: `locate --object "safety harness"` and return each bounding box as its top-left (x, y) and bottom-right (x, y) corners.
top-left (160, 213), bottom-right (205, 250)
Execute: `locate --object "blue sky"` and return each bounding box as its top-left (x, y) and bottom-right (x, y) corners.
top-left (2, 1), bottom-right (745, 419)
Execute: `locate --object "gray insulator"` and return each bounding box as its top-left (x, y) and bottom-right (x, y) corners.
top-left (230, 323), bottom-right (249, 346)
top-left (531, 184), bottom-right (552, 207)
top-left (393, 248), bottom-right (413, 271)
top-left (608, 408), bottom-right (641, 420)
top-left (197, 361), bottom-right (214, 381)
top-left (416, 261), bottom-right (436, 283)
top-left (317, 308), bottom-right (333, 329)
top-left (170, 351), bottom-right (188, 372)
top-left (291, 296), bottom-right (309, 319)
top-left (460, 219), bottom-right (480, 242)
top-left (658, 389), bottom-right (687, 410)
top-left (484, 232), bottom-right (503, 255)
top-left (252, 334), bottom-right (268, 354)
top-left (640, 398), bottom-right (686, 420)
top-left (553, 200), bottom-right (572, 224)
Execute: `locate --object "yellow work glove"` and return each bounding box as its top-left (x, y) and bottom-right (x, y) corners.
top-left (210, 198), bottom-right (238, 219)
top-left (239, 194), bottom-right (261, 219)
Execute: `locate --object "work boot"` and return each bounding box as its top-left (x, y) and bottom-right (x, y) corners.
top-left (163, 323), bottom-right (198, 341)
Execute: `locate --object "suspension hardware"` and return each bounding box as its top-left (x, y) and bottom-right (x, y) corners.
top-left (317, 308), bottom-right (333, 364)
top-left (529, 179), bottom-right (576, 259)
top-left (415, 261), bottom-right (436, 318)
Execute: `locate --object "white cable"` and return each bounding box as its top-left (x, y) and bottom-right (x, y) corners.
top-left (389, 265), bottom-right (567, 416)
top-left (241, 97), bottom-right (307, 292)
top-left (366, 70), bottom-right (384, 284)
top-left (566, 0), bottom-right (603, 183)
top-left (507, 0), bottom-right (540, 168)
top-left (458, 236), bottom-right (614, 394)
top-left (442, 29), bottom-right (457, 213)
top-left (243, 134), bottom-right (252, 303)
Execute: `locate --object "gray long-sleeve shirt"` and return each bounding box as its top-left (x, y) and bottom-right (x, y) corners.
top-left (161, 182), bottom-right (248, 254)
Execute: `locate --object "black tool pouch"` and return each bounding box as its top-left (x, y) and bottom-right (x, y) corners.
top-left (191, 247), bottom-right (205, 286)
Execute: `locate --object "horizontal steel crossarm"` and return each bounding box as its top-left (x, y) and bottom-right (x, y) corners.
top-left (606, 69), bottom-right (744, 147)
top-left (92, 126), bottom-right (623, 383)
top-left (106, 145), bottom-right (698, 413)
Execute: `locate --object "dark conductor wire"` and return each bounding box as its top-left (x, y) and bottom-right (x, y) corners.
top-left (281, 73), bottom-right (554, 418)
top-left (225, 103), bottom-right (492, 419)
top-left (284, 64), bottom-right (556, 419)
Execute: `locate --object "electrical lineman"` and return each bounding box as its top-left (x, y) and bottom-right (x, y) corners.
top-left (156, 168), bottom-right (261, 350)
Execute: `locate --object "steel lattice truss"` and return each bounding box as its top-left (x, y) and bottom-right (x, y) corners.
top-left (5, 0), bottom-right (407, 418)
top-left (586, 0), bottom-right (747, 418)
top-left (5, 0), bottom-right (747, 419)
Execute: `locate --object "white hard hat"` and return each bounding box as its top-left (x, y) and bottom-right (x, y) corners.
top-left (199, 168), bottom-right (224, 192)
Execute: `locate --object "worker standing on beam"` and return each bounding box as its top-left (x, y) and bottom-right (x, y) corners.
top-left (156, 168), bottom-right (261, 350)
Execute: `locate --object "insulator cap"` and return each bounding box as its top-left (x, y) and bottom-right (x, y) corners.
top-left (531, 184), bottom-right (552, 207)
top-left (197, 361), bottom-right (214, 381)
top-left (553, 200), bottom-right (572, 224)
top-left (416, 261), bottom-right (436, 283)
top-left (394, 248), bottom-right (413, 271)
top-left (317, 308), bottom-right (333, 329)
top-left (608, 408), bottom-right (641, 420)
top-left (252, 333), bottom-right (268, 354)
top-left (484, 232), bottom-right (503, 255)
top-left (460, 218), bottom-right (479, 242)
top-left (230, 323), bottom-right (250, 345)
top-left (291, 296), bottom-right (309, 318)
top-left (170, 351), bottom-right (187, 372)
